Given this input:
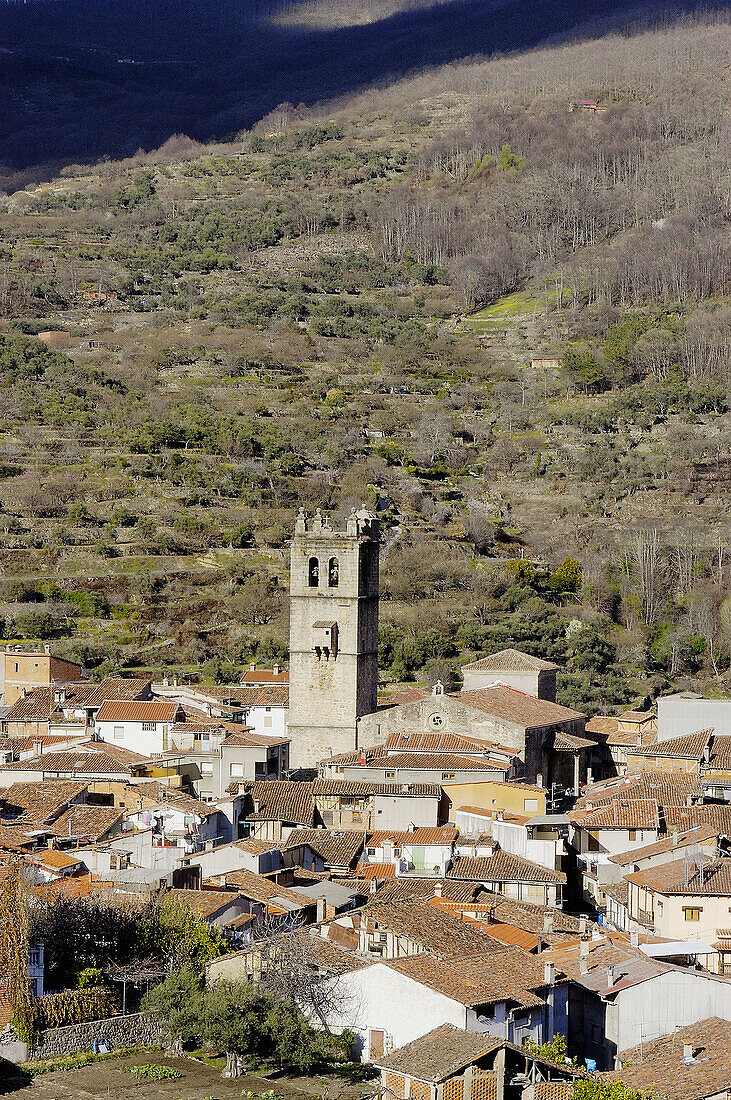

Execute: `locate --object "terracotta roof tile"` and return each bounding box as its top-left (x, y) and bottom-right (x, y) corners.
top-left (5, 684), bottom-right (93, 722)
top-left (82, 678), bottom-right (152, 707)
top-left (384, 731), bottom-right (516, 755)
top-left (627, 730), bottom-right (712, 760)
top-left (573, 772), bottom-right (702, 810)
top-left (285, 827), bottom-right (365, 868)
top-left (241, 668), bottom-right (289, 685)
top-left (365, 899), bottom-right (508, 958)
top-left (461, 649), bottom-right (559, 673)
top-left (95, 699), bottom-right (180, 723)
top-left (375, 1023), bottom-right (504, 1081)
top-left (452, 686), bottom-right (584, 728)
top-left (608, 826), bottom-right (717, 867)
top-left (355, 862), bottom-right (396, 879)
top-left (366, 827), bottom-right (458, 846)
top-left (569, 798), bottom-right (660, 831)
top-left (48, 804), bottom-right (125, 842)
top-left (245, 780), bottom-right (315, 825)
top-left (34, 848), bottom-right (85, 871)
top-left (626, 856), bottom-right (731, 896)
top-left (164, 888), bottom-right (242, 919)
top-left (223, 868), bottom-right (313, 909)
top-left (366, 752), bottom-right (509, 772)
top-left (609, 1017), bottom-right (731, 1100)
top-left (0, 749), bottom-right (138, 776)
top-left (386, 949), bottom-right (556, 1008)
top-left (664, 804), bottom-right (731, 832)
top-left (448, 851), bottom-right (566, 885)
top-left (0, 780), bottom-right (88, 824)
top-left (313, 778), bottom-right (441, 798)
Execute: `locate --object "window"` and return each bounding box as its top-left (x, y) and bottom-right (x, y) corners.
top-left (308, 557), bottom-right (319, 587)
top-left (265, 706), bottom-right (271, 713)
top-left (428, 713), bottom-right (444, 729)
top-left (628, 829), bottom-right (637, 841)
top-left (200, 762), bottom-right (214, 775)
top-left (684, 907), bottom-right (702, 920)
top-left (142, 721), bottom-right (156, 731)
top-left (264, 717), bottom-right (272, 727)
top-left (201, 731), bottom-right (210, 741)
top-left (367, 848), bottom-right (376, 856)
top-left (591, 1024), bottom-right (604, 1043)
top-left (113, 725), bottom-right (124, 740)
top-left (524, 798), bottom-right (538, 812)
top-left (385, 770), bottom-right (396, 779)
top-left (328, 557), bottom-right (339, 587)
top-left (442, 772), bottom-right (456, 780)
top-left (230, 762), bottom-right (245, 778)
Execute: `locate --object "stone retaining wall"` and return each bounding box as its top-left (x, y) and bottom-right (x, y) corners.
top-left (27, 1012), bottom-right (161, 1061)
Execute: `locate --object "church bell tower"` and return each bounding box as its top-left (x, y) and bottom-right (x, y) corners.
top-left (287, 507), bottom-right (379, 769)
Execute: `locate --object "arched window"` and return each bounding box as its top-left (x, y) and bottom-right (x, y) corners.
top-left (308, 557), bottom-right (319, 587)
top-left (328, 557), bottom-right (339, 587)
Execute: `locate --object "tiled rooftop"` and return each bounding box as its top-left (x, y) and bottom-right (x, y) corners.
top-left (374, 1023), bottom-right (504, 1081)
top-left (285, 827), bottom-right (365, 867)
top-left (573, 772), bottom-right (702, 810)
top-left (245, 780), bottom-right (316, 825)
top-left (386, 949), bottom-right (556, 1008)
top-left (365, 898), bottom-right (506, 958)
top-left (447, 851), bottom-right (566, 885)
top-left (0, 780), bottom-right (88, 824)
top-left (461, 649), bottom-right (559, 673)
top-left (569, 797), bottom-right (660, 831)
top-left (313, 778), bottom-right (441, 798)
top-left (95, 699), bottom-right (180, 723)
top-left (608, 826), bottom-right (717, 866)
top-left (452, 686), bottom-right (584, 728)
top-left (610, 1017), bottom-right (731, 1100)
top-left (626, 856), bottom-right (731, 896)
top-left (627, 730), bottom-right (712, 760)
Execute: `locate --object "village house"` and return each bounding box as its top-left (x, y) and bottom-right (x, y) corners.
top-left (162, 887), bottom-right (251, 933)
top-left (359, 826), bottom-right (458, 876)
top-left (626, 855), bottom-right (731, 971)
top-left (283, 826), bottom-right (365, 876)
top-left (94, 699), bottom-right (183, 755)
top-left (610, 1017), bottom-right (731, 1100)
top-left (241, 665), bottom-right (289, 687)
top-left (237, 779), bottom-right (317, 841)
top-left (0, 646), bottom-right (84, 707)
top-left (180, 837), bottom-right (284, 885)
top-left (585, 712), bottom-right (658, 777)
top-left (374, 1022), bottom-right (580, 1100)
top-left (320, 948), bottom-right (568, 1061)
top-left (122, 782), bottom-right (225, 853)
top-left (320, 747), bottom-right (514, 786)
top-left (221, 866), bottom-right (317, 931)
top-left (313, 778), bottom-right (443, 831)
top-left (447, 850), bottom-right (566, 908)
top-left (160, 682), bottom-right (289, 743)
top-left (543, 934), bottom-right (731, 1068)
top-left (356, 897), bottom-right (505, 960)
top-left (568, 798), bottom-right (662, 908)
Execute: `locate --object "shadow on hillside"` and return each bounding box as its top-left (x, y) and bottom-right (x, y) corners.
top-left (0, 0), bottom-right (727, 182)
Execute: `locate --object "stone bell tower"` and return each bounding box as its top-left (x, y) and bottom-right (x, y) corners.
top-left (287, 507), bottom-right (379, 769)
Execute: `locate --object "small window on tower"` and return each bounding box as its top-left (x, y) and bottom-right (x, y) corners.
top-left (308, 557), bottom-right (319, 587)
top-left (328, 557), bottom-right (339, 587)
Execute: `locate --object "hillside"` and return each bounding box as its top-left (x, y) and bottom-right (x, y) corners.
top-left (0, 16), bottom-right (729, 711)
top-left (0, 0), bottom-right (726, 185)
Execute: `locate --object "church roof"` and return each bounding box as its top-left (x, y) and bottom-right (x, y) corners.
top-left (461, 649), bottom-right (559, 673)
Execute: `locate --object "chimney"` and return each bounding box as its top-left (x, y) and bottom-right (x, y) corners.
top-left (579, 917), bottom-right (586, 934)
top-left (433, 880), bottom-right (443, 898)
top-left (44, 644), bottom-right (51, 654)
top-left (630, 930), bottom-right (639, 948)
top-left (370, 877), bottom-right (378, 895)
top-left (682, 1044), bottom-right (695, 1064)
top-left (497, 810), bottom-right (504, 822)
top-left (586, 801), bottom-right (593, 812)
top-left (536, 773), bottom-right (543, 788)
top-left (672, 830), bottom-right (678, 845)
top-left (205, 839), bottom-right (214, 852)
top-left (316, 896), bottom-right (326, 922)
top-left (580, 940), bottom-right (589, 958)
top-left (544, 962), bottom-right (555, 986)
top-left (250, 663), bottom-right (256, 672)
top-left (273, 665), bottom-right (281, 676)
top-left (607, 965), bottom-right (615, 988)
top-left (579, 956), bottom-right (588, 976)
top-left (33, 739), bottom-right (43, 756)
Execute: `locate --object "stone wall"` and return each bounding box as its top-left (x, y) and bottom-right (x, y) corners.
top-left (27, 1012), bottom-right (161, 1061)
